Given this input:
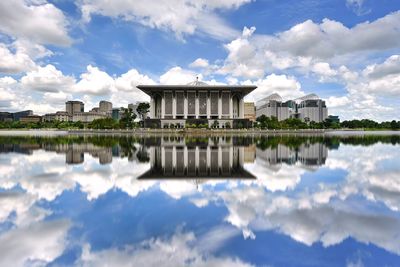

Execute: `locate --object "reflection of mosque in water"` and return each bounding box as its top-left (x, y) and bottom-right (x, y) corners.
top-left (0, 137), bottom-right (328, 169)
top-left (256, 142), bottom-right (328, 170)
top-left (138, 137), bottom-right (256, 180)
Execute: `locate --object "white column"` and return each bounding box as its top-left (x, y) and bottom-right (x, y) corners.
top-left (207, 93), bottom-right (211, 119)
top-left (161, 147), bottom-right (165, 169)
top-left (172, 93), bottom-right (176, 119)
top-left (239, 147), bottom-right (244, 166)
top-left (218, 146), bottom-right (222, 169)
top-left (229, 146), bottom-right (233, 168)
top-left (184, 92), bottom-right (188, 119)
top-left (150, 97), bottom-right (154, 118)
top-left (239, 98), bottom-right (244, 118)
top-left (195, 92), bottom-right (199, 119)
top-left (184, 146), bottom-right (188, 169)
top-left (161, 94), bottom-right (165, 119)
top-left (229, 95), bottom-right (233, 119)
top-left (218, 92), bottom-right (222, 119)
top-left (195, 146), bottom-right (199, 170)
top-left (172, 146), bottom-right (176, 172)
top-left (206, 146), bottom-right (210, 169)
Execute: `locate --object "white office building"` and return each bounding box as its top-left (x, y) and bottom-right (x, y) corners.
top-left (256, 93), bottom-right (328, 123)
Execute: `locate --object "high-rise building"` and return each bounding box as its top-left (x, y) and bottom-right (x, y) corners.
top-left (295, 94), bottom-right (327, 123)
top-left (1, 110), bottom-right (34, 122)
top-left (112, 108), bottom-right (123, 121)
top-left (66, 101), bottom-right (84, 115)
top-left (99, 101), bottom-right (112, 113)
top-left (256, 93), bottom-right (328, 123)
top-left (244, 102), bottom-right (256, 121)
top-left (256, 94), bottom-right (290, 121)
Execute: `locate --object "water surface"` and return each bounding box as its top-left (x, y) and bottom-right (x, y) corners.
top-left (0, 133), bottom-right (399, 267)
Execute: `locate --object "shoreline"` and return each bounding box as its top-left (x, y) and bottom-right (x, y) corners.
top-left (0, 128), bottom-right (399, 136)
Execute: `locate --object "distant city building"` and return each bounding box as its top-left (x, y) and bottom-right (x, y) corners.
top-left (256, 142), bottom-right (327, 169)
top-left (295, 94), bottom-right (328, 123)
top-left (54, 111), bottom-right (70, 122)
top-left (256, 94), bottom-right (291, 121)
top-left (244, 102), bottom-right (256, 121)
top-left (13, 110), bottom-right (34, 121)
top-left (137, 80), bottom-right (257, 128)
top-left (43, 111), bottom-right (70, 122)
top-left (99, 101), bottom-right (112, 113)
top-left (1, 110), bottom-right (35, 122)
top-left (112, 108), bottom-right (124, 121)
top-left (256, 93), bottom-right (328, 123)
top-left (66, 101), bottom-right (84, 115)
top-left (0, 112), bottom-right (13, 122)
top-left (71, 111), bottom-right (107, 122)
top-left (20, 115), bottom-right (42, 123)
top-left (42, 113), bottom-right (55, 122)
top-left (326, 115), bottom-right (340, 124)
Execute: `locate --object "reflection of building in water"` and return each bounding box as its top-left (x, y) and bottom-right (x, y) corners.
top-left (47, 143), bottom-right (113, 164)
top-left (0, 141), bottom-right (130, 165)
top-left (0, 144), bottom-right (41, 155)
top-left (256, 142), bottom-right (327, 169)
top-left (244, 145), bottom-right (256, 163)
top-left (138, 145), bottom-right (255, 179)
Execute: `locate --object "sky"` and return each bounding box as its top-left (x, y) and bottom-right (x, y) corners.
top-left (0, 0), bottom-right (400, 121)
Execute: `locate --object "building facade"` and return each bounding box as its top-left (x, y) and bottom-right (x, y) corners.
top-left (244, 102), bottom-right (256, 122)
top-left (66, 101), bottom-right (84, 115)
top-left (1, 110), bottom-right (35, 122)
top-left (43, 111), bottom-right (71, 122)
top-left (256, 93), bottom-right (328, 123)
top-left (71, 111), bottom-right (107, 122)
top-left (20, 115), bottom-right (42, 123)
top-left (138, 137), bottom-right (255, 179)
top-left (295, 94), bottom-right (328, 123)
top-left (137, 81), bottom-right (257, 128)
top-left (99, 101), bottom-right (112, 113)
top-left (256, 94), bottom-right (291, 121)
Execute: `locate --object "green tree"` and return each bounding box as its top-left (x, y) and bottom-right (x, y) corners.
top-left (136, 102), bottom-right (150, 121)
top-left (88, 118), bottom-right (118, 129)
top-left (119, 108), bottom-right (137, 129)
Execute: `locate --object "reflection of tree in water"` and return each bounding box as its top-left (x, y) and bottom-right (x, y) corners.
top-left (118, 137), bottom-right (138, 161)
top-left (136, 147), bottom-right (150, 163)
top-left (255, 135), bottom-right (400, 151)
top-left (1, 135), bottom-right (400, 158)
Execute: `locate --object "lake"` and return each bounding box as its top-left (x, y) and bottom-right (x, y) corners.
top-left (0, 132), bottom-right (399, 267)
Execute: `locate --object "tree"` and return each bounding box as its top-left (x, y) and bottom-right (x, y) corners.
top-left (390, 120), bottom-right (399, 130)
top-left (136, 102), bottom-right (150, 121)
top-left (88, 118), bottom-right (118, 129)
top-left (120, 108), bottom-right (137, 129)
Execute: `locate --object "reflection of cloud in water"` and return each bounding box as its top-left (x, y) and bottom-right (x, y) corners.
top-left (325, 144), bottom-right (400, 211)
top-left (0, 220), bottom-right (71, 267)
top-left (173, 144), bottom-right (400, 255)
top-left (244, 160), bottom-right (304, 192)
top-left (1, 140), bottom-right (400, 259)
top-left (78, 230), bottom-right (252, 267)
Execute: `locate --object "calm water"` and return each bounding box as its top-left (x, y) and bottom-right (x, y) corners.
top-left (1, 133), bottom-right (400, 267)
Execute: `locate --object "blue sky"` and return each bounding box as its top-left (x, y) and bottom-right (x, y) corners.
top-left (0, 0), bottom-right (400, 121)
